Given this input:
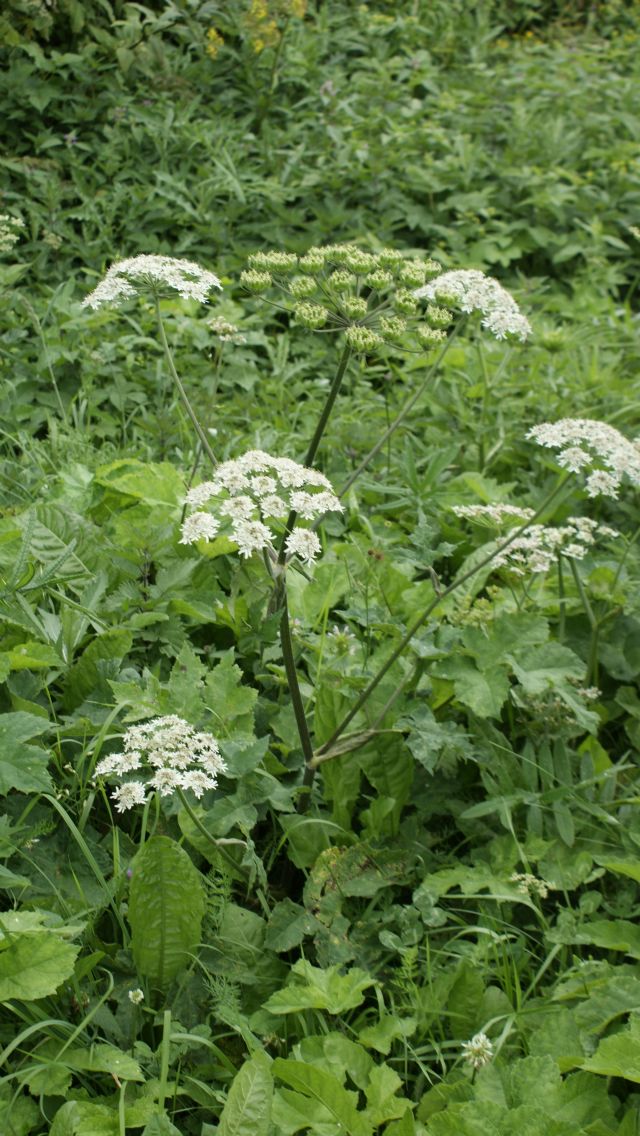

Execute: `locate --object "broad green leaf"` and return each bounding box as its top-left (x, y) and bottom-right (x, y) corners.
top-left (273, 1059), bottom-right (373, 1136)
top-left (359, 1015), bottom-right (417, 1055)
top-left (128, 836), bottom-right (205, 990)
top-left (0, 932), bottom-right (78, 1001)
top-left (548, 918), bottom-right (640, 960)
top-left (205, 650), bottom-right (257, 737)
top-left (5, 640), bottom-right (64, 670)
top-left (435, 657), bottom-right (510, 718)
top-left (218, 1050), bottom-right (273, 1136)
top-left (510, 642), bottom-right (585, 695)
top-left (0, 711), bottom-right (52, 796)
top-left (63, 1043), bottom-right (144, 1080)
top-left (265, 899), bottom-right (318, 952)
top-left (95, 459), bottom-right (184, 507)
top-left (365, 1063), bottom-right (411, 1126)
top-left (581, 1014), bottom-right (640, 1082)
top-left (49, 1100), bottom-right (119, 1136)
top-left (264, 960), bottom-right (377, 1015)
top-left (0, 1091), bottom-right (39, 1136)
top-left (141, 1117), bottom-right (183, 1136)
top-left (63, 629), bottom-right (133, 710)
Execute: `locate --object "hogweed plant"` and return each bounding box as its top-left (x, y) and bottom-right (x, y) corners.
top-left (82, 254), bottom-right (223, 466)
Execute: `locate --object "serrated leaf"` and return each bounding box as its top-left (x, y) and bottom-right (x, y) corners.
top-left (218, 1050), bottom-right (273, 1136)
top-left (0, 711), bottom-right (51, 796)
top-left (0, 932), bottom-right (79, 1001)
top-left (359, 1015), bottom-right (417, 1055)
top-left (205, 650), bottom-right (257, 737)
top-left (128, 836), bottom-right (205, 990)
top-left (264, 960), bottom-right (377, 1015)
top-left (95, 459), bottom-right (184, 507)
top-left (63, 629), bottom-right (133, 710)
top-left (273, 1059), bottom-right (373, 1136)
top-left (265, 899), bottom-right (317, 952)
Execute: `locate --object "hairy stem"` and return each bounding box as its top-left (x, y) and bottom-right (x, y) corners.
top-left (155, 298), bottom-right (217, 468)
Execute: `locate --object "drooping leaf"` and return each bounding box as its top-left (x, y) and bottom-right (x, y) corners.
top-left (128, 836), bottom-right (205, 990)
top-left (273, 1059), bottom-right (373, 1136)
top-left (580, 1014), bottom-right (640, 1082)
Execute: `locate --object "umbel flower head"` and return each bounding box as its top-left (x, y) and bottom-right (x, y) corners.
top-left (95, 715), bottom-right (226, 812)
top-left (528, 418), bottom-right (640, 498)
top-left (82, 255), bottom-right (222, 310)
top-left (453, 503), bottom-right (617, 575)
top-left (181, 449), bottom-right (342, 565)
top-left (415, 269), bottom-right (531, 341)
top-left (239, 243), bottom-right (451, 355)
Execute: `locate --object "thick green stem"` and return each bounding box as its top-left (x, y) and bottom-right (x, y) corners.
top-left (313, 476), bottom-right (570, 761)
top-left (337, 321), bottom-right (462, 502)
top-left (275, 582), bottom-right (315, 810)
top-left (277, 342), bottom-right (352, 565)
top-left (155, 298), bottom-right (218, 469)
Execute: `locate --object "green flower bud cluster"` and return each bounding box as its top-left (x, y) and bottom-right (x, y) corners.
top-left (294, 302), bottom-right (329, 329)
top-left (240, 242), bottom-right (453, 357)
top-left (240, 269), bottom-right (272, 293)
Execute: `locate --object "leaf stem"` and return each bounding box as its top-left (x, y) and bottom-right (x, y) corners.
top-left (176, 789), bottom-right (249, 881)
top-left (277, 341), bottom-right (352, 564)
top-left (155, 298), bottom-right (217, 469)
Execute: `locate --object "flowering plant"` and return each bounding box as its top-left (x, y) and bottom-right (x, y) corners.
top-left (95, 715), bottom-right (226, 812)
top-left (180, 449), bottom-right (343, 565)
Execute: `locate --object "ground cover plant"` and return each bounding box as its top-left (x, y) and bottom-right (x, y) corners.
top-left (1, 0), bottom-right (640, 1133)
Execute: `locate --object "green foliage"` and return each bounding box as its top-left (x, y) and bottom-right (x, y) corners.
top-left (128, 835), bottom-right (206, 990)
top-left (1, 1), bottom-right (640, 1134)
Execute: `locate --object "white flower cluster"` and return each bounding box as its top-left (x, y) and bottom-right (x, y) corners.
top-left (95, 715), bottom-right (226, 812)
top-left (181, 450), bottom-right (343, 565)
top-left (0, 213), bottom-right (25, 254)
top-left (415, 269), bottom-right (532, 341)
top-left (82, 255), bottom-right (222, 310)
top-left (452, 503), bottom-right (535, 525)
top-left (461, 1032), bottom-right (494, 1069)
top-left (208, 315), bottom-right (246, 343)
top-left (509, 872), bottom-right (549, 899)
top-left (528, 418), bottom-right (640, 498)
top-left (492, 516), bottom-right (618, 576)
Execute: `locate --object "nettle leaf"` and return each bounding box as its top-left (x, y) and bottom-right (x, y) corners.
top-left (273, 1059), bottom-right (373, 1136)
top-left (128, 836), bottom-right (205, 990)
top-left (264, 959), bottom-right (377, 1015)
top-left (218, 1050), bottom-right (273, 1136)
top-left (0, 711), bottom-right (52, 796)
top-left (0, 933), bottom-right (79, 1001)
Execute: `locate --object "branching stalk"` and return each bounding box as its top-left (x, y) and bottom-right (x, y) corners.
top-left (312, 475), bottom-right (570, 762)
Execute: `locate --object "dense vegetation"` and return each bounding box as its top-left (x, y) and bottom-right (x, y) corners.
top-left (1, 1), bottom-right (640, 1133)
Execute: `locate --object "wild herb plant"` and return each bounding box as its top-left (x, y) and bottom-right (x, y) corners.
top-left (2, 3), bottom-right (640, 1134)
